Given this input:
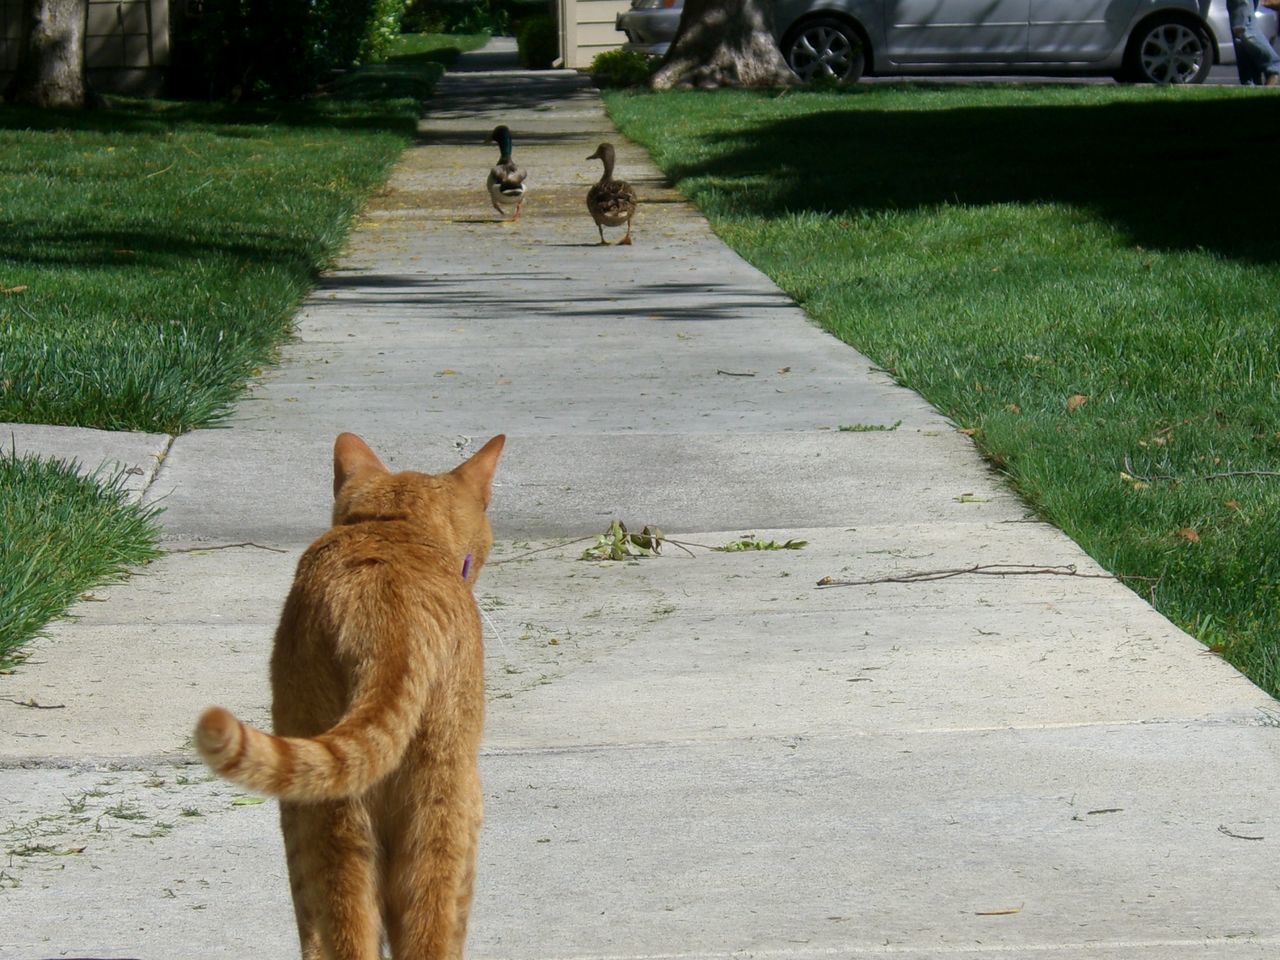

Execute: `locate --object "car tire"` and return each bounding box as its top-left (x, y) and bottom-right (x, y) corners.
top-left (1122, 17), bottom-right (1213, 84)
top-left (784, 18), bottom-right (866, 83)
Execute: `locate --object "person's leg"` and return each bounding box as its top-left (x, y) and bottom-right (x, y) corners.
top-left (1230, 0), bottom-right (1279, 83)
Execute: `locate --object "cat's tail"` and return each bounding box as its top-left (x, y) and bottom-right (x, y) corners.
top-left (194, 642), bottom-right (434, 803)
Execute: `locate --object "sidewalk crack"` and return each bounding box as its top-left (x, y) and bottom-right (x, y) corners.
top-left (140, 433), bottom-right (177, 504)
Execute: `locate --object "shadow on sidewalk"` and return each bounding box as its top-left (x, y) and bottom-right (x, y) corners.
top-left (312, 274), bottom-right (796, 322)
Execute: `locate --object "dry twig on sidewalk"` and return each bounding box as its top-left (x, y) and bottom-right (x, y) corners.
top-left (816, 563), bottom-right (1118, 588)
top-left (2, 696), bottom-right (66, 709)
top-left (164, 542), bottom-right (288, 554)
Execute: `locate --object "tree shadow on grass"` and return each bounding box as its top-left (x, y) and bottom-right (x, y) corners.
top-left (663, 91), bottom-right (1280, 264)
top-left (0, 225), bottom-right (317, 274)
top-left (0, 77), bottom-right (432, 137)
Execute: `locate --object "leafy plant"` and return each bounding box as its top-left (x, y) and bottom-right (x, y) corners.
top-left (590, 49), bottom-right (657, 88)
top-left (517, 15), bottom-right (558, 69)
top-left (402, 0), bottom-right (513, 34)
top-left (582, 521), bottom-right (666, 561)
top-left (361, 0), bottom-right (413, 63)
top-left (170, 0), bottom-right (413, 99)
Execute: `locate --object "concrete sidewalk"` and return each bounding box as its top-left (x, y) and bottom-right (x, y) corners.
top-left (4, 39), bottom-right (1280, 960)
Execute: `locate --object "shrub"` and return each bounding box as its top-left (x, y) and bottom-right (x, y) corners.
top-left (517, 15), bottom-right (558, 68)
top-left (401, 0), bottom-right (514, 34)
top-left (170, 0), bottom-right (409, 100)
top-left (362, 0), bottom-right (412, 62)
top-left (589, 48), bottom-right (655, 87)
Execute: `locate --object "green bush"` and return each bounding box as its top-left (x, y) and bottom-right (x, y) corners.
top-left (517, 15), bottom-right (558, 68)
top-left (170, 0), bottom-right (410, 99)
top-left (362, 0), bottom-right (412, 62)
top-left (589, 48), bottom-right (655, 87)
top-left (400, 0), bottom-right (541, 34)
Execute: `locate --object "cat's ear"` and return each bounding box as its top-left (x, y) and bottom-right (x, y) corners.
top-left (453, 434), bottom-right (505, 508)
top-left (333, 433), bottom-right (388, 498)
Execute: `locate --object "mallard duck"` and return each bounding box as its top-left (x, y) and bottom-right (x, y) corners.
top-left (586, 143), bottom-right (637, 246)
top-left (487, 125), bottom-right (527, 222)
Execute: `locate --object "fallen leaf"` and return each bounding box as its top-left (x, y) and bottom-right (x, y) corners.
top-left (1, 285), bottom-right (28, 295)
top-left (434, 369), bottom-right (458, 377)
top-left (778, 366), bottom-right (791, 374)
top-left (1175, 527), bottom-right (1200, 543)
top-left (496, 378), bottom-right (512, 385)
top-left (1225, 500), bottom-right (1241, 511)
top-left (959, 427), bottom-right (978, 437)
top-left (231, 796), bottom-right (267, 806)
top-left (1066, 394), bottom-right (1088, 412)
top-left (1005, 404), bottom-right (1020, 414)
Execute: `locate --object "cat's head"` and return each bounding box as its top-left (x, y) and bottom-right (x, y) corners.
top-left (331, 433), bottom-right (506, 583)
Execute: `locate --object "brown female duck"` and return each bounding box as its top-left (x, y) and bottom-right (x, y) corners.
top-left (586, 142), bottom-right (637, 245)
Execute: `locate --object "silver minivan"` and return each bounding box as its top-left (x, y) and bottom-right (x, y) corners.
top-left (616, 0), bottom-right (1277, 84)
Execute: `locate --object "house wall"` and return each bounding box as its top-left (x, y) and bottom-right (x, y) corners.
top-left (558, 0), bottom-right (628, 68)
top-left (0, 0), bottom-right (169, 95)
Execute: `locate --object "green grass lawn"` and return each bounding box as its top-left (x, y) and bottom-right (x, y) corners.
top-left (0, 454), bottom-right (161, 667)
top-left (606, 83), bottom-right (1280, 698)
top-left (0, 32), bottom-right (484, 664)
top-left (0, 32), bottom-right (485, 434)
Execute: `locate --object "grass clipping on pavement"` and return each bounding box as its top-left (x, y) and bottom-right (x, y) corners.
top-left (605, 83), bottom-right (1280, 698)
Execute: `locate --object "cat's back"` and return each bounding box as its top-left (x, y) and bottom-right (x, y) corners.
top-left (272, 521), bottom-right (476, 722)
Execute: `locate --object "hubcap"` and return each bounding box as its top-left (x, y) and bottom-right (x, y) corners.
top-left (789, 26), bottom-right (855, 81)
top-left (1139, 24), bottom-right (1204, 83)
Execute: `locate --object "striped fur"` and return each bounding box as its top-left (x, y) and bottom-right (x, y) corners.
top-left (195, 432), bottom-right (504, 960)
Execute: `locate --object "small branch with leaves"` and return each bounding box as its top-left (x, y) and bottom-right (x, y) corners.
top-left (581, 521), bottom-right (670, 561)
top-left (580, 523), bottom-right (808, 560)
top-left (494, 522), bottom-right (810, 564)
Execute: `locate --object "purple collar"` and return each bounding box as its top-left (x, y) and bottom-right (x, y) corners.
top-left (461, 553), bottom-right (473, 579)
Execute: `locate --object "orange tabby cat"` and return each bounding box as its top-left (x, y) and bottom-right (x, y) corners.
top-left (195, 432), bottom-right (505, 960)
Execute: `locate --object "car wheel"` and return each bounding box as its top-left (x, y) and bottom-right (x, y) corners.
top-left (785, 18), bottom-right (866, 83)
top-left (1125, 18), bottom-right (1213, 84)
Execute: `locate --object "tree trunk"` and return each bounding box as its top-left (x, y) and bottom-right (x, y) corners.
top-left (5, 0), bottom-right (88, 108)
top-left (651, 0), bottom-right (796, 89)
